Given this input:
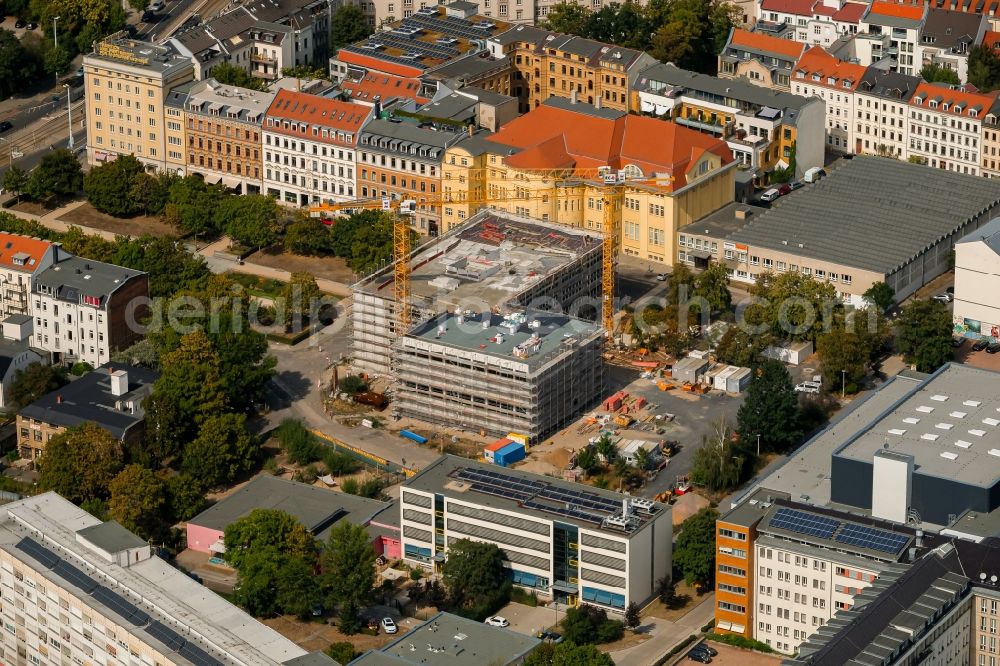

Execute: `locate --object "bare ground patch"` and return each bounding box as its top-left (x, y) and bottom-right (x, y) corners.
top-left (58, 202), bottom-right (178, 237)
top-left (248, 247), bottom-right (357, 284)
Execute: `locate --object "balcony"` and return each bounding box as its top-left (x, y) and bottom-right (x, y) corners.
top-left (251, 52), bottom-right (277, 64)
top-left (675, 116), bottom-right (725, 135)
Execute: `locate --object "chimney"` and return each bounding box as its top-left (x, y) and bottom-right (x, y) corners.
top-left (915, 529), bottom-right (924, 548)
top-left (110, 369), bottom-right (128, 397)
top-left (570, 89), bottom-right (578, 104)
top-left (467, 124), bottom-right (474, 138)
top-left (595, 96), bottom-right (602, 110)
top-left (735, 209), bottom-right (749, 220)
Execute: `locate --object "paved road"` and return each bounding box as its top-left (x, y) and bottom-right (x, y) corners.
top-left (0, 130), bottom-right (86, 185)
top-left (608, 594), bottom-right (716, 666)
top-left (0, 85), bottom-right (84, 134)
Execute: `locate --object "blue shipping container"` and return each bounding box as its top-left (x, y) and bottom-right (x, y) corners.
top-left (493, 442), bottom-right (525, 467)
top-left (400, 430), bottom-right (428, 445)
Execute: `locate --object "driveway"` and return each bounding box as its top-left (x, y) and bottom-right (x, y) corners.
top-left (608, 593), bottom-right (715, 666)
top-left (493, 601), bottom-right (562, 637)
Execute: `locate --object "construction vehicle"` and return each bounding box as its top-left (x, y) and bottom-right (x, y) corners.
top-left (613, 414), bottom-right (632, 428)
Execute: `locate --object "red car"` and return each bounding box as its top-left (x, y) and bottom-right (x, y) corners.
top-left (777, 183), bottom-right (792, 197)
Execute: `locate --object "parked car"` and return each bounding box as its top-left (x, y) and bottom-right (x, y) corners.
top-left (693, 643), bottom-right (718, 656)
top-left (25, 21), bottom-right (36, 29)
top-left (932, 293), bottom-right (953, 303)
top-left (75, 66), bottom-right (84, 78)
top-left (656, 273), bottom-right (667, 282)
top-left (14, 19), bottom-right (25, 28)
top-left (973, 338), bottom-right (991, 351)
top-left (0, 121), bottom-right (12, 134)
top-left (803, 166), bottom-right (826, 183)
top-left (952, 337), bottom-right (966, 348)
top-left (687, 650), bottom-right (712, 663)
top-left (311, 604), bottom-right (324, 617)
top-left (987, 342), bottom-right (1000, 354)
top-left (795, 381), bottom-right (821, 394)
top-left (381, 617), bottom-right (398, 634)
top-left (484, 616), bottom-right (509, 628)
top-left (148, 0), bottom-right (165, 10)
top-left (142, 10), bottom-right (157, 21)
top-left (537, 630), bottom-right (564, 644)
top-left (789, 180), bottom-right (804, 191)
top-left (760, 188), bottom-right (780, 203)
top-left (777, 183), bottom-right (792, 196)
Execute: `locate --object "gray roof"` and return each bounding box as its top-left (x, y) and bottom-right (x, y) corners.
top-left (446, 0), bottom-right (479, 10)
top-left (85, 38), bottom-right (193, 75)
top-left (33, 256), bottom-right (146, 308)
top-left (490, 24), bottom-right (552, 46)
top-left (283, 653), bottom-right (342, 666)
top-left (417, 93), bottom-right (477, 121)
top-left (635, 62), bottom-right (817, 111)
top-left (459, 86), bottom-right (513, 105)
top-left (18, 364), bottom-right (158, 440)
top-left (189, 475), bottom-right (388, 541)
top-left (698, 156), bottom-right (1000, 274)
top-left (0, 337), bottom-right (38, 380)
top-left (4, 314), bottom-right (30, 326)
top-left (921, 8), bottom-right (983, 50)
top-left (424, 54), bottom-right (511, 83)
top-left (544, 94), bottom-right (624, 119)
top-left (76, 520), bottom-right (147, 553)
top-left (185, 79), bottom-right (275, 124)
top-left (360, 118), bottom-right (465, 157)
top-left (352, 611), bottom-right (540, 666)
top-left (857, 67), bottom-right (921, 101)
top-left (957, 215), bottom-right (1000, 255)
top-left (165, 80), bottom-right (199, 110)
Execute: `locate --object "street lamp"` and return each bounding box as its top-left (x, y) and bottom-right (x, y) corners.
top-left (841, 369), bottom-right (847, 399)
top-left (53, 16), bottom-right (60, 50)
top-left (756, 433), bottom-right (761, 457)
top-left (63, 84), bottom-right (74, 150)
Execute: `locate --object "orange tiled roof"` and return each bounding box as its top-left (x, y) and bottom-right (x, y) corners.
top-left (910, 82), bottom-right (998, 116)
top-left (489, 102), bottom-right (733, 192)
top-left (0, 233), bottom-right (51, 274)
top-left (866, 1), bottom-right (926, 21)
top-left (760, 0), bottom-right (816, 16)
top-left (264, 89), bottom-right (372, 146)
top-left (794, 46), bottom-right (867, 91)
top-left (340, 73), bottom-right (429, 105)
top-left (985, 30), bottom-right (1000, 48)
top-left (833, 2), bottom-right (867, 21)
top-left (728, 29), bottom-right (807, 61)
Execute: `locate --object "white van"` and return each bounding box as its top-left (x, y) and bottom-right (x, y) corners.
top-left (803, 167), bottom-right (826, 183)
top-left (760, 188), bottom-right (780, 202)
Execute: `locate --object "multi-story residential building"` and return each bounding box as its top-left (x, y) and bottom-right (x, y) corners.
top-left (351, 210), bottom-right (602, 374)
top-left (16, 364), bottom-right (157, 461)
top-left (918, 8), bottom-right (986, 82)
top-left (262, 89), bottom-right (374, 207)
top-left (174, 79), bottom-right (273, 193)
top-left (632, 62), bottom-right (825, 181)
top-left (859, 1), bottom-right (927, 76)
top-left (31, 255), bottom-right (148, 367)
top-left (790, 47), bottom-right (864, 153)
top-left (757, 0), bottom-right (865, 47)
top-left (0, 233), bottom-right (58, 321)
top-left (718, 28), bottom-right (807, 91)
top-left (486, 25), bottom-right (656, 113)
top-left (0, 491), bottom-right (330, 666)
top-left (357, 118), bottom-right (461, 235)
top-left (677, 157), bottom-right (1000, 304)
top-left (982, 97), bottom-right (1000, 177)
top-left (907, 82), bottom-right (997, 175)
top-left (440, 97), bottom-right (736, 267)
top-left (83, 35), bottom-right (195, 171)
top-left (971, 576), bottom-right (1000, 666)
top-left (854, 67), bottom-right (920, 157)
top-left (400, 454), bottom-right (672, 613)
top-left (420, 52), bottom-right (514, 99)
top-left (954, 216), bottom-right (1000, 342)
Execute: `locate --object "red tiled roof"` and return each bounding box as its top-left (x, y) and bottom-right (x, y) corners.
top-left (340, 73), bottom-right (428, 105)
top-left (985, 30), bottom-right (1000, 48)
top-left (910, 82), bottom-right (998, 116)
top-left (865, 1), bottom-right (926, 21)
top-left (336, 50), bottom-right (424, 79)
top-left (729, 29), bottom-right (807, 61)
top-left (794, 46), bottom-right (867, 90)
top-left (833, 2), bottom-right (867, 21)
top-left (0, 233), bottom-right (51, 274)
top-left (760, 0), bottom-right (816, 16)
top-left (264, 89), bottom-right (372, 146)
top-left (489, 102), bottom-right (733, 192)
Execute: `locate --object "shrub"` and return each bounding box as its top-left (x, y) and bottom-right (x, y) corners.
top-left (706, 632), bottom-right (774, 653)
top-left (69, 361), bottom-right (94, 376)
top-left (560, 605), bottom-right (624, 645)
top-left (274, 419), bottom-right (323, 465)
top-left (340, 478), bottom-right (359, 495)
top-left (325, 642), bottom-right (357, 664)
top-left (510, 587), bottom-right (539, 607)
top-left (338, 375), bottom-right (368, 395)
top-left (324, 450), bottom-right (360, 475)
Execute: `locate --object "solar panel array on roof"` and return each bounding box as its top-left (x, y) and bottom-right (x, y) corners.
top-left (403, 13), bottom-right (496, 40)
top-left (770, 507), bottom-right (841, 539)
top-left (835, 524), bottom-right (910, 554)
top-left (342, 45), bottom-right (431, 70)
top-left (522, 499), bottom-right (604, 525)
top-left (54, 560), bottom-right (98, 594)
top-left (180, 641), bottom-right (225, 666)
top-left (16, 537), bottom-right (59, 569)
top-left (371, 32), bottom-right (460, 59)
top-left (147, 621), bottom-right (186, 651)
top-left (93, 586), bottom-right (151, 626)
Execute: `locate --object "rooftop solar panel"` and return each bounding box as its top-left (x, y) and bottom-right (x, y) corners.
top-left (179, 641), bottom-right (225, 666)
top-left (15, 537), bottom-right (60, 570)
top-left (147, 621), bottom-right (186, 651)
top-left (834, 524), bottom-right (909, 554)
top-left (769, 507), bottom-right (841, 539)
top-left (53, 560), bottom-right (98, 594)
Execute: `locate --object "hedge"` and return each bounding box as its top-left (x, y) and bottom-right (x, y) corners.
top-left (706, 632), bottom-right (774, 653)
top-left (654, 634), bottom-right (698, 665)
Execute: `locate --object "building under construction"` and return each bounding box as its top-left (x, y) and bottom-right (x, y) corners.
top-left (351, 209), bottom-right (603, 376)
top-left (394, 309), bottom-right (604, 441)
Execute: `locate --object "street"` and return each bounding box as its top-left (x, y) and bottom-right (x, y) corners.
top-left (0, 130), bottom-right (86, 185)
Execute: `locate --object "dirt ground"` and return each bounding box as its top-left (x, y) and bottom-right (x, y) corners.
top-left (670, 492), bottom-right (711, 525)
top-left (59, 202), bottom-right (178, 237)
top-left (8, 199), bottom-right (54, 216)
top-left (702, 642), bottom-right (785, 665)
top-left (643, 582), bottom-right (706, 622)
top-left (249, 247), bottom-right (357, 283)
top-left (264, 615), bottom-right (410, 654)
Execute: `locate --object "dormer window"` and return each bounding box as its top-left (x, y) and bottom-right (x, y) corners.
top-left (942, 103), bottom-right (949, 111)
top-left (970, 109), bottom-right (978, 118)
top-left (796, 71), bottom-right (805, 78)
top-left (842, 80), bottom-right (851, 88)
top-left (827, 77), bottom-right (835, 85)
top-left (929, 101), bottom-right (937, 109)
top-left (811, 73), bottom-right (820, 81)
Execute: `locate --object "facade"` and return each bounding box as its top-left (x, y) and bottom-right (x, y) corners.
top-left (790, 47), bottom-right (864, 153)
top-left (918, 8), bottom-right (986, 82)
top-left (982, 97), bottom-right (1000, 178)
top-left (907, 82), bottom-right (997, 176)
top-left (262, 89), bottom-right (374, 207)
top-left (718, 28), bottom-right (807, 91)
top-left (0, 233), bottom-right (58, 321)
top-left (0, 492), bottom-right (328, 666)
top-left (954, 217), bottom-right (1000, 341)
top-left (678, 157), bottom-right (1000, 304)
top-left (757, 0), bottom-right (865, 47)
top-left (83, 35), bottom-right (196, 171)
top-left (31, 256), bottom-right (148, 367)
top-left (395, 310), bottom-right (604, 440)
top-left (487, 26), bottom-right (657, 113)
top-left (0, 325), bottom-right (44, 410)
top-left (853, 67), bottom-right (920, 158)
top-left (633, 62), bottom-right (825, 181)
top-left (178, 79), bottom-right (273, 192)
top-left (400, 455), bottom-right (672, 613)
top-left (859, 1), bottom-right (928, 76)
top-left (351, 210), bottom-right (602, 375)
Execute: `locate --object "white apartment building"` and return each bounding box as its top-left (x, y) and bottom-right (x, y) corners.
top-left (954, 216), bottom-right (1000, 342)
top-left (757, 0), bottom-right (865, 47)
top-left (0, 234), bottom-right (59, 322)
top-left (907, 82), bottom-right (995, 175)
top-left (854, 68), bottom-right (920, 158)
top-left (262, 89), bottom-right (373, 207)
top-left (859, 2), bottom-right (926, 76)
top-left (31, 256), bottom-right (148, 367)
top-left (400, 455), bottom-right (672, 614)
top-left (791, 47), bottom-right (864, 153)
top-left (0, 492), bottom-right (319, 666)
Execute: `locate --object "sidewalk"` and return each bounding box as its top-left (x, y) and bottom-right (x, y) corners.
top-left (608, 594), bottom-right (716, 666)
top-left (1, 199), bottom-right (119, 241)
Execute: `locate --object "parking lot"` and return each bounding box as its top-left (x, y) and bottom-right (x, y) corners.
top-left (678, 642), bottom-right (784, 665)
top-left (492, 601), bottom-right (561, 638)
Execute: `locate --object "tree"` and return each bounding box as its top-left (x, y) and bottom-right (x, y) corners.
top-left (969, 45), bottom-right (1000, 92)
top-left (211, 62), bottom-right (269, 91)
top-left (690, 418), bottom-right (746, 492)
top-left (736, 359), bottom-right (802, 453)
top-left (442, 539), bottom-right (510, 615)
top-left (674, 508), bottom-right (718, 587)
top-left (108, 464), bottom-right (166, 539)
top-left (595, 433), bottom-right (616, 463)
top-left (560, 605), bottom-right (623, 645)
top-left (214, 194), bottom-right (280, 249)
top-left (693, 260), bottom-right (731, 314)
top-left (26, 148), bottom-right (82, 200)
top-left (43, 44), bottom-right (70, 77)
top-left (183, 413), bottom-right (259, 488)
top-left (323, 521), bottom-right (377, 611)
top-left (920, 62), bottom-right (960, 85)
top-left (167, 474), bottom-right (207, 521)
top-left (330, 4), bottom-right (372, 49)
top-left (9, 362), bottom-right (67, 410)
top-left (275, 556), bottom-right (323, 619)
top-left (284, 216), bottom-right (333, 256)
top-left (325, 643), bottom-right (358, 664)
top-left (897, 299), bottom-right (954, 373)
top-left (223, 508), bottom-right (316, 572)
top-left (524, 641), bottom-right (616, 666)
top-left (542, 2), bottom-right (591, 33)
top-left (329, 210), bottom-right (403, 273)
top-left (2, 165), bottom-right (29, 204)
top-left (166, 176), bottom-right (226, 237)
top-left (275, 418), bottom-right (323, 464)
top-left (281, 272), bottom-right (323, 329)
top-left (576, 446), bottom-right (597, 475)
top-left (231, 547), bottom-right (282, 616)
top-left (153, 329), bottom-right (227, 443)
top-left (817, 318), bottom-right (873, 395)
top-left (84, 154), bottom-right (148, 217)
top-left (337, 375), bottom-right (368, 396)
top-left (38, 423), bottom-right (124, 503)
top-left (863, 281), bottom-right (895, 311)
top-left (747, 272), bottom-right (837, 342)
top-left (633, 446), bottom-right (651, 472)
top-left (665, 262), bottom-right (696, 307)
top-left (623, 602), bottom-right (640, 631)
top-left (0, 30), bottom-right (37, 100)
top-left (714, 326), bottom-right (771, 367)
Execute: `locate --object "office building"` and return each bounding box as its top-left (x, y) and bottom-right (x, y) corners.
top-left (954, 217), bottom-right (1000, 341)
top-left (0, 492), bottom-right (334, 665)
top-left (400, 455), bottom-right (672, 613)
top-left (83, 35), bottom-right (196, 171)
top-left (718, 28), bottom-right (807, 91)
top-left (15, 364), bottom-right (156, 461)
top-left (351, 209), bottom-right (602, 375)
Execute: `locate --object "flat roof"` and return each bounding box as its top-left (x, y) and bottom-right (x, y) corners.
top-left (404, 455), bottom-right (668, 536)
top-left (86, 37), bottom-right (193, 75)
top-left (186, 79), bottom-right (276, 123)
top-left (189, 475), bottom-right (387, 541)
top-left (76, 520), bottom-right (147, 553)
top-left (405, 309), bottom-right (600, 368)
top-left (353, 611), bottom-right (540, 666)
top-left (836, 363), bottom-right (1000, 488)
top-left (698, 156), bottom-right (1000, 274)
top-left (635, 62), bottom-right (817, 111)
top-left (354, 210), bottom-right (599, 311)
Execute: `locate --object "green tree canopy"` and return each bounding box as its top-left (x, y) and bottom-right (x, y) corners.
top-left (223, 508), bottom-right (317, 571)
top-left (714, 326), bottom-right (772, 367)
top-left (524, 641), bottom-right (617, 666)
top-left (920, 63), bottom-right (960, 85)
top-left (38, 423), bottom-right (124, 503)
top-left (281, 271), bottom-right (324, 329)
top-left (166, 474), bottom-right (207, 522)
top-left (331, 4), bottom-right (373, 49)
top-left (2, 165), bottom-right (29, 204)
top-left (897, 299), bottom-right (953, 373)
top-left (970, 45), bottom-right (1000, 92)
top-left (736, 359), bottom-right (802, 453)
top-left (182, 413), bottom-right (259, 488)
top-left (152, 329), bottom-right (227, 445)
top-left (674, 507), bottom-right (719, 587)
top-left (210, 62), bottom-right (269, 91)
top-left (9, 362), bottom-right (67, 410)
top-left (108, 464), bottom-right (166, 539)
top-left (166, 176), bottom-right (227, 237)
top-left (560, 605), bottom-right (623, 645)
top-left (541, 2), bottom-right (591, 33)
top-left (84, 155), bottom-right (154, 217)
top-left (690, 418), bottom-right (747, 492)
top-left (693, 260), bottom-right (732, 315)
top-left (215, 194), bottom-right (280, 249)
top-left (746, 272), bottom-right (837, 342)
top-left (27, 149), bottom-right (82, 200)
top-left (0, 29), bottom-right (43, 100)
top-left (275, 556), bottom-right (324, 619)
top-left (863, 281), bottom-right (895, 311)
top-left (284, 216), bottom-right (334, 256)
top-left (441, 539), bottom-right (510, 616)
top-left (322, 521), bottom-right (377, 611)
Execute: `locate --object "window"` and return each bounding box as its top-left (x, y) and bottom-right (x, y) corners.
top-left (719, 528), bottom-right (746, 541)
top-left (718, 601), bottom-right (746, 613)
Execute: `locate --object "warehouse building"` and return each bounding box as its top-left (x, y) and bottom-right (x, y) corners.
top-left (351, 210), bottom-right (602, 376)
top-left (394, 309), bottom-right (603, 441)
top-left (400, 455), bottom-right (671, 614)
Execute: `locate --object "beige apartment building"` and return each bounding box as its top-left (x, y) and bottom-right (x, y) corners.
top-left (83, 35), bottom-right (195, 172)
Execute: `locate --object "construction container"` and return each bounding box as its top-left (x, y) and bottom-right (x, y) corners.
top-left (762, 340), bottom-right (813, 365)
top-left (614, 414), bottom-right (632, 428)
top-left (616, 439), bottom-right (662, 466)
top-left (484, 437), bottom-right (514, 463)
top-left (713, 366), bottom-right (740, 391)
top-left (726, 367), bottom-right (752, 393)
top-left (400, 430), bottom-right (428, 445)
top-left (671, 356), bottom-right (708, 385)
top-left (657, 381), bottom-right (670, 391)
top-left (493, 441), bottom-right (526, 467)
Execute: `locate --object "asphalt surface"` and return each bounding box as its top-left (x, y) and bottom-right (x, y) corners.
top-left (0, 129), bottom-right (87, 184)
top-left (0, 84), bottom-right (84, 134)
